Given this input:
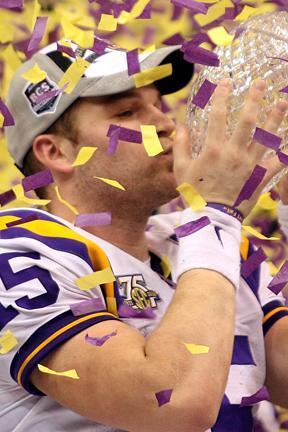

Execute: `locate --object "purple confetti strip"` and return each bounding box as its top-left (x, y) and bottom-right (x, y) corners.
top-left (0, 189), bottom-right (16, 206)
top-left (267, 260), bottom-right (288, 295)
top-left (137, 2), bottom-right (152, 18)
top-left (172, 0), bottom-right (207, 14)
top-left (57, 42), bottom-right (76, 58)
top-left (183, 33), bottom-right (211, 48)
top-left (92, 39), bottom-right (109, 55)
top-left (34, 87), bottom-right (64, 105)
top-left (277, 151), bottom-right (288, 165)
top-left (27, 16), bottom-right (48, 52)
top-left (108, 126), bottom-right (120, 155)
top-left (126, 49), bottom-right (140, 76)
top-left (74, 212), bottom-right (112, 227)
top-left (107, 124), bottom-right (142, 143)
top-left (70, 298), bottom-right (106, 316)
top-left (233, 165), bottom-right (267, 207)
top-left (161, 98), bottom-right (171, 113)
top-left (253, 127), bottom-right (282, 151)
top-left (182, 45), bottom-right (220, 67)
top-left (118, 302), bottom-right (156, 319)
top-left (240, 387), bottom-right (269, 407)
top-left (142, 26), bottom-right (155, 46)
top-left (192, 79), bottom-right (217, 109)
top-left (155, 389), bottom-right (173, 407)
top-left (0, 99), bottom-right (15, 126)
top-left (85, 330), bottom-right (117, 347)
top-left (280, 85), bottom-right (288, 94)
top-left (163, 33), bottom-right (185, 46)
top-left (0, 0), bottom-right (23, 8)
top-left (22, 169), bottom-right (54, 192)
top-left (171, 4), bottom-right (183, 20)
top-left (175, 216), bottom-right (211, 238)
top-left (240, 247), bottom-right (267, 278)
top-left (6, 214), bottom-right (39, 227)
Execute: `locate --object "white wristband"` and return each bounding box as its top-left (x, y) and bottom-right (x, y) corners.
top-left (278, 202), bottom-right (288, 239)
top-left (176, 207), bottom-right (242, 289)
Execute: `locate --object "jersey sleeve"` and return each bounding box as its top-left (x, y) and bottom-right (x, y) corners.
top-left (0, 209), bottom-right (121, 396)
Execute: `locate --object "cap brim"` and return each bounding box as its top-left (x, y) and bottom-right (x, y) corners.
top-left (82, 45), bottom-right (194, 98)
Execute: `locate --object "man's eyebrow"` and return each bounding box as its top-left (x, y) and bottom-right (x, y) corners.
top-left (99, 91), bottom-right (140, 105)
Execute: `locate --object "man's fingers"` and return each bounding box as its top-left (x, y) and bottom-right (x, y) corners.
top-left (261, 154), bottom-right (287, 185)
top-left (230, 80), bottom-right (266, 149)
top-left (205, 79), bottom-right (231, 148)
top-left (172, 123), bottom-right (192, 169)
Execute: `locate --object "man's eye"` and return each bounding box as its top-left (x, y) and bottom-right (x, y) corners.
top-left (117, 110), bottom-right (134, 118)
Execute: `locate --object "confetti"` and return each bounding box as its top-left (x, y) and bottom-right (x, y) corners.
top-left (207, 26), bottom-right (234, 46)
top-left (235, 5), bottom-right (256, 21)
top-left (19, 196), bottom-right (51, 206)
top-left (85, 330), bottom-right (117, 346)
top-left (107, 125), bottom-right (142, 143)
top-left (54, 186), bottom-right (79, 215)
top-left (277, 151), bottom-right (288, 165)
top-left (58, 58), bottom-right (90, 94)
top-left (192, 79), bottom-right (217, 109)
top-left (0, 113), bottom-right (4, 128)
top-left (61, 18), bottom-right (94, 48)
top-left (267, 260), bottom-right (288, 294)
top-left (176, 183), bottom-right (207, 211)
top-left (12, 183), bottom-right (24, 199)
top-left (37, 364), bottom-right (80, 379)
top-left (98, 14), bottom-right (118, 32)
top-left (175, 216), bottom-right (211, 238)
top-left (22, 169), bottom-right (54, 192)
top-left (133, 64), bottom-right (172, 88)
top-left (194, 0), bottom-right (233, 27)
top-left (75, 212), bottom-right (112, 227)
top-left (72, 147), bottom-right (98, 167)
top-left (253, 127), bottom-right (282, 151)
top-left (0, 0), bottom-right (23, 8)
top-left (185, 343), bottom-right (210, 354)
top-left (233, 165), bottom-right (267, 207)
top-left (0, 98), bottom-right (15, 126)
top-left (57, 40), bottom-right (76, 58)
top-left (70, 298), bottom-right (106, 316)
top-left (76, 267), bottom-right (116, 291)
top-left (155, 389), bottom-right (173, 407)
top-left (171, 0), bottom-right (207, 14)
top-left (107, 126), bottom-right (120, 155)
top-left (27, 16), bottom-right (48, 52)
top-left (141, 125), bottom-right (164, 156)
top-left (182, 45), bottom-right (220, 67)
top-left (94, 177), bottom-right (126, 190)
top-left (0, 189), bottom-right (16, 206)
top-left (126, 49), bottom-right (141, 76)
top-left (242, 225), bottom-right (280, 241)
top-left (92, 38), bottom-right (109, 54)
top-left (21, 63), bottom-right (47, 84)
top-left (241, 247), bottom-right (267, 278)
top-left (240, 387), bottom-right (269, 406)
top-left (0, 330), bottom-right (18, 354)
top-left (118, 302), bottom-right (156, 319)
top-left (161, 255), bottom-right (172, 278)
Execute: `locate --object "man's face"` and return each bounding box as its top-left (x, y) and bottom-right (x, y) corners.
top-left (70, 84), bottom-right (178, 213)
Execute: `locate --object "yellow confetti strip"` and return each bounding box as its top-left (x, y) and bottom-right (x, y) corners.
top-left (29, 0), bottom-right (41, 32)
top-left (242, 225), bottom-right (280, 241)
top-left (61, 19), bottom-right (94, 48)
top-left (38, 364), bottom-right (80, 379)
top-left (12, 183), bottom-right (24, 199)
top-left (185, 343), bottom-right (210, 355)
top-left (141, 125), bottom-right (164, 157)
top-left (21, 64), bottom-right (47, 84)
top-left (54, 186), bottom-right (79, 215)
top-left (161, 255), bottom-right (172, 278)
top-left (93, 176), bottom-right (126, 191)
top-left (176, 183), bottom-right (207, 211)
top-left (58, 58), bottom-right (90, 94)
top-left (195, 0), bottom-right (234, 27)
top-left (2, 44), bottom-right (22, 72)
top-left (257, 192), bottom-right (278, 211)
top-left (98, 14), bottom-right (118, 32)
top-left (20, 196), bottom-right (51, 206)
top-left (0, 330), bottom-right (18, 354)
top-left (0, 113), bottom-right (4, 128)
top-left (207, 26), bottom-right (234, 46)
top-left (0, 24), bottom-right (14, 44)
top-left (133, 64), bottom-right (172, 88)
top-left (235, 5), bottom-right (256, 21)
top-left (72, 147), bottom-right (98, 167)
top-left (76, 267), bottom-right (116, 291)
top-left (118, 0), bottom-right (151, 24)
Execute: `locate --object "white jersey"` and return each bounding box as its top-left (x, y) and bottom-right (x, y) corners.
top-left (0, 207), bottom-right (287, 432)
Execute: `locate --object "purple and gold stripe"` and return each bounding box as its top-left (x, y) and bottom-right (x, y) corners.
top-left (262, 300), bottom-right (288, 335)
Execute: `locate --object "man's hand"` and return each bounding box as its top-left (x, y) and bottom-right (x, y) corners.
top-left (173, 79), bottom-right (288, 218)
top-left (278, 174), bottom-right (288, 204)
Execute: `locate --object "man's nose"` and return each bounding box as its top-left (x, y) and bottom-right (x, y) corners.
top-left (147, 105), bottom-right (176, 138)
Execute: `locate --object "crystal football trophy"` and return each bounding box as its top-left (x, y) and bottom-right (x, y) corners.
top-left (186, 11), bottom-right (288, 190)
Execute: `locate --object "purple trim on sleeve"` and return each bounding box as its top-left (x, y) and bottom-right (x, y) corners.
top-left (10, 309), bottom-right (120, 396)
top-left (211, 394), bottom-right (253, 431)
top-left (231, 335), bottom-right (256, 366)
top-left (263, 299), bottom-right (288, 336)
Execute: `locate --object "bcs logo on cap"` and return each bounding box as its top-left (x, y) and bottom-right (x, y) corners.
top-left (24, 77), bottom-right (60, 116)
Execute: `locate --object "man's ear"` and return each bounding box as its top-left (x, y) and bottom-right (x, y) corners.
top-left (32, 134), bottom-right (75, 174)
